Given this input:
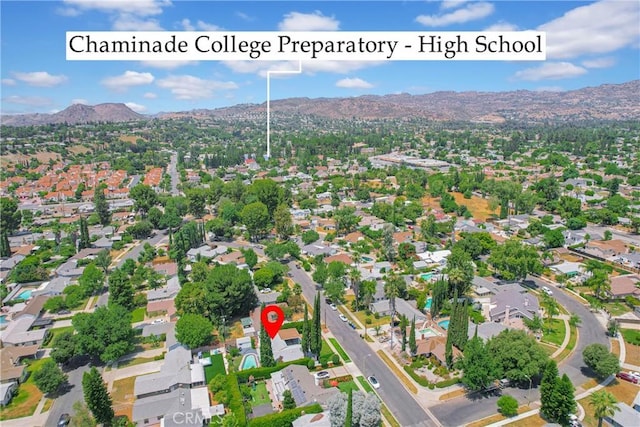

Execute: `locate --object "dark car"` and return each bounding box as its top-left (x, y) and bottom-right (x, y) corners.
top-left (616, 371), bottom-right (639, 384)
top-left (58, 413), bottom-right (71, 426)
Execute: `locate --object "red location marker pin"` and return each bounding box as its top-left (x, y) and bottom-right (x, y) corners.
top-left (261, 305), bottom-right (285, 339)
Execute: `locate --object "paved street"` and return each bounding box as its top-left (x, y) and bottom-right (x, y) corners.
top-left (288, 261), bottom-right (439, 427)
top-left (45, 357), bottom-right (92, 427)
top-left (430, 276), bottom-right (609, 426)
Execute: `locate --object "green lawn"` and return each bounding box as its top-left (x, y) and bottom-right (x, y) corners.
top-left (329, 338), bottom-right (351, 362)
top-left (357, 376), bottom-right (374, 393)
top-left (541, 319), bottom-right (566, 347)
top-left (249, 382), bottom-right (271, 407)
top-left (204, 353), bottom-right (226, 383)
top-left (131, 307), bottom-right (145, 323)
top-left (321, 339), bottom-right (335, 359)
top-left (621, 329), bottom-right (640, 346)
top-left (603, 301), bottom-right (631, 317)
top-left (353, 310), bottom-right (391, 327)
top-left (42, 326), bottom-right (74, 348)
top-left (337, 380), bottom-right (359, 393)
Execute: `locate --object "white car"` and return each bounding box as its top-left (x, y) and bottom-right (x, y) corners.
top-left (330, 303), bottom-right (338, 311)
top-left (315, 371), bottom-right (330, 380)
top-left (260, 287), bottom-right (272, 294)
top-left (339, 314), bottom-right (348, 322)
top-left (151, 318), bottom-right (166, 325)
top-left (542, 286), bottom-right (553, 296)
top-left (367, 376), bottom-right (380, 389)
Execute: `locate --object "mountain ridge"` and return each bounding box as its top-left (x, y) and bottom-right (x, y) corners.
top-left (2, 80), bottom-right (638, 126)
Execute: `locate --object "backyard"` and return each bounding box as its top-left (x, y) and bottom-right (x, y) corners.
top-left (42, 326), bottom-right (74, 348)
top-left (578, 378), bottom-right (639, 427)
top-left (203, 352), bottom-right (226, 383)
top-left (248, 382), bottom-right (271, 407)
top-left (0, 358), bottom-right (48, 420)
top-left (111, 376), bottom-right (136, 420)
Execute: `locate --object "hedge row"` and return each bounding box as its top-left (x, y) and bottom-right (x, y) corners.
top-left (435, 377), bottom-right (461, 388)
top-left (247, 403), bottom-right (323, 427)
top-left (226, 373), bottom-right (246, 426)
top-left (280, 321), bottom-right (304, 333)
top-left (236, 358), bottom-right (313, 383)
top-left (403, 366), bottom-right (430, 387)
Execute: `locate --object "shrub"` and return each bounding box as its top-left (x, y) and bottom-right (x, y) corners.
top-left (236, 358), bottom-right (312, 383)
top-left (403, 365), bottom-right (430, 387)
top-left (331, 354), bottom-right (340, 365)
top-left (497, 394), bottom-right (518, 417)
top-left (621, 329), bottom-right (640, 346)
top-left (226, 373), bottom-right (246, 426)
top-left (307, 359), bottom-right (316, 370)
top-left (247, 403), bottom-right (322, 427)
top-left (435, 377), bottom-right (461, 388)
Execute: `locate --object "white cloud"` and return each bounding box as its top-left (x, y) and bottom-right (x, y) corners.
top-left (125, 102), bottom-right (147, 112)
top-left (140, 60), bottom-right (198, 69)
top-left (143, 92), bottom-right (158, 99)
top-left (223, 60), bottom-right (384, 78)
top-left (336, 77), bottom-right (373, 89)
top-left (513, 62), bottom-right (587, 81)
top-left (484, 21), bottom-right (518, 32)
top-left (416, 2), bottom-right (494, 27)
top-left (581, 57), bottom-right (616, 69)
top-left (180, 18), bottom-right (220, 31)
top-left (534, 86), bottom-right (565, 92)
top-left (62, 0), bottom-right (170, 16)
top-left (156, 75), bottom-right (238, 100)
top-left (440, 0), bottom-right (469, 10)
top-left (236, 12), bottom-right (255, 22)
top-left (71, 98), bottom-right (89, 105)
top-left (101, 71), bottom-right (155, 92)
top-left (539, 0), bottom-right (640, 60)
top-left (1, 79), bottom-right (16, 86)
top-left (13, 71), bottom-right (68, 87)
top-left (56, 7), bottom-right (82, 16)
top-left (112, 15), bottom-right (164, 31)
top-left (3, 95), bottom-right (54, 106)
top-left (278, 11), bottom-right (339, 31)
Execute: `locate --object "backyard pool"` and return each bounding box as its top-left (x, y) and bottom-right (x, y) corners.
top-left (240, 353), bottom-right (259, 370)
top-left (438, 319), bottom-right (450, 330)
top-left (361, 256), bottom-right (373, 262)
top-left (417, 328), bottom-right (440, 338)
top-left (17, 289), bottom-right (33, 300)
top-left (424, 297), bottom-right (432, 311)
top-left (0, 315), bottom-right (7, 325)
top-left (420, 272), bottom-right (434, 281)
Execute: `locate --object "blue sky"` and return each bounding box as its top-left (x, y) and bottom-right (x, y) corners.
top-left (1, 0), bottom-right (639, 115)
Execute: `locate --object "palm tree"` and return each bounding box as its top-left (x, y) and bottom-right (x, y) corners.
top-left (384, 273), bottom-right (401, 317)
top-left (541, 293), bottom-right (559, 333)
top-left (590, 390), bottom-right (620, 427)
top-left (360, 280), bottom-right (376, 310)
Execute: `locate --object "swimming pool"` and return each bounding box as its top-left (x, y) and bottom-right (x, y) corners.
top-left (361, 256), bottom-right (373, 262)
top-left (240, 353), bottom-right (259, 370)
top-left (420, 273), bottom-right (434, 281)
top-left (424, 297), bottom-right (432, 311)
top-left (17, 289), bottom-right (33, 300)
top-left (417, 328), bottom-right (439, 338)
top-left (0, 315), bottom-right (7, 325)
top-left (438, 319), bottom-right (450, 330)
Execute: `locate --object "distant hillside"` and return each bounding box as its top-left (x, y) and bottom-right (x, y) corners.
top-left (1, 103), bottom-right (144, 126)
top-left (2, 80), bottom-right (639, 126)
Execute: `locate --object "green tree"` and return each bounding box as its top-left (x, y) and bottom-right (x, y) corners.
top-left (93, 185), bottom-right (111, 226)
top-left (301, 303), bottom-right (311, 356)
top-left (82, 367), bottom-right (114, 425)
top-left (242, 248), bottom-right (258, 269)
top-left (382, 224), bottom-right (396, 262)
top-left (78, 216), bottom-right (91, 250)
top-left (325, 276), bottom-right (346, 303)
top-left (70, 401), bottom-right (96, 427)
top-left (0, 197), bottom-right (22, 234)
top-left (409, 316), bottom-right (417, 356)
top-left (589, 390), bottom-right (620, 427)
top-left (334, 206), bottom-right (360, 235)
top-left (108, 267), bottom-right (135, 311)
top-left (95, 249), bottom-right (112, 275)
top-left (312, 259), bottom-right (329, 286)
top-left (497, 394), bottom-right (518, 417)
top-left (524, 314), bottom-right (544, 336)
top-left (461, 328), bottom-right (496, 391)
top-left (175, 314), bottom-right (213, 348)
top-left (488, 239), bottom-right (543, 281)
top-left (384, 273), bottom-right (402, 316)
top-left (33, 359), bottom-right (68, 395)
top-left (50, 330), bottom-right (78, 365)
top-left (310, 291), bottom-right (322, 359)
top-left (302, 230), bottom-right (320, 245)
top-left (130, 184), bottom-right (159, 219)
top-left (282, 389), bottom-right (296, 410)
top-left (259, 316), bottom-right (275, 367)
top-left (487, 329), bottom-right (549, 383)
top-left (274, 203), bottom-right (294, 240)
top-left (543, 228), bottom-right (565, 249)
top-left (78, 263), bottom-right (104, 297)
top-left (0, 231), bottom-right (11, 258)
top-left (203, 264), bottom-right (258, 320)
top-left (241, 201), bottom-right (270, 241)
top-left (582, 343), bottom-right (620, 378)
top-left (73, 305), bottom-right (134, 363)
top-left (186, 187), bottom-right (207, 218)
top-left (541, 294), bottom-right (559, 333)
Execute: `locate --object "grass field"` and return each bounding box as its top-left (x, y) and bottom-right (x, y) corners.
top-left (204, 353), bottom-right (226, 383)
top-left (353, 310), bottom-right (390, 328)
top-left (621, 328), bottom-right (640, 346)
top-left (578, 378), bottom-right (639, 427)
top-left (602, 301), bottom-right (631, 317)
top-left (321, 339), bottom-right (336, 359)
top-left (337, 380), bottom-right (359, 393)
top-left (329, 338), bottom-right (351, 362)
top-left (117, 356), bottom-right (158, 369)
top-left (452, 192), bottom-right (497, 221)
top-left (0, 358), bottom-right (49, 420)
top-left (42, 326), bottom-right (74, 348)
top-left (249, 382), bottom-right (271, 407)
top-left (356, 376), bottom-right (374, 393)
top-left (131, 307), bottom-right (145, 323)
top-left (542, 318), bottom-right (566, 347)
top-left (111, 376), bottom-right (136, 420)
top-left (624, 341), bottom-right (640, 366)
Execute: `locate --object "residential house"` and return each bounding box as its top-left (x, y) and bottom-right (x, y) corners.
top-left (369, 298), bottom-right (426, 323)
top-left (324, 253), bottom-right (353, 266)
top-left (417, 250), bottom-right (452, 266)
top-left (617, 253), bottom-right (640, 269)
top-left (0, 344), bottom-right (40, 385)
top-left (302, 244), bottom-right (335, 257)
top-left (147, 276), bottom-right (180, 302)
top-left (186, 245), bottom-right (226, 262)
top-left (489, 289), bottom-right (539, 323)
top-left (270, 365), bottom-right (338, 408)
top-left (0, 296), bottom-right (50, 347)
top-left (292, 412), bottom-right (332, 427)
top-left (240, 317), bottom-right (255, 336)
top-left (0, 381), bottom-right (17, 406)
top-left (32, 277), bottom-right (71, 297)
top-left (608, 274), bottom-right (640, 299)
top-left (415, 336), bottom-right (462, 366)
top-left (584, 239), bottom-right (628, 260)
top-left (132, 326), bottom-right (214, 427)
top-left (603, 399), bottom-right (640, 427)
top-left (271, 329), bottom-right (304, 362)
top-left (466, 322), bottom-right (510, 341)
top-left (550, 262), bottom-right (584, 277)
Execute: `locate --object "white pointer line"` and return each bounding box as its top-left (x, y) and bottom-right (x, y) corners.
top-left (266, 60), bottom-right (303, 159)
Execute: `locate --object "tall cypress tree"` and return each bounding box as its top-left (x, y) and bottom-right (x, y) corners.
top-left (259, 319), bottom-right (275, 367)
top-left (82, 367), bottom-right (114, 425)
top-left (301, 303), bottom-right (311, 356)
top-left (311, 291), bottom-right (322, 360)
top-left (409, 316), bottom-right (417, 356)
top-left (78, 216), bottom-right (90, 250)
top-left (0, 231), bottom-right (11, 258)
top-left (93, 184), bottom-right (111, 226)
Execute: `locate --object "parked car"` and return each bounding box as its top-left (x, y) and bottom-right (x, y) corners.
top-left (330, 303), bottom-right (337, 311)
top-left (616, 371), bottom-right (639, 384)
top-left (368, 376), bottom-right (380, 389)
top-left (315, 371), bottom-right (330, 379)
top-left (542, 286), bottom-right (553, 296)
top-left (260, 287), bottom-right (271, 294)
top-left (58, 413), bottom-right (71, 427)
top-left (151, 318), bottom-right (166, 325)
top-left (629, 371), bottom-right (640, 381)
top-left (339, 314), bottom-right (348, 322)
